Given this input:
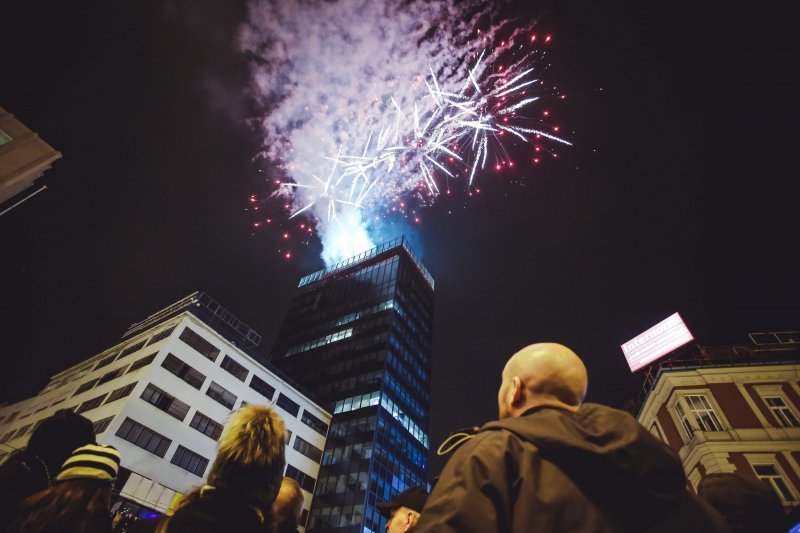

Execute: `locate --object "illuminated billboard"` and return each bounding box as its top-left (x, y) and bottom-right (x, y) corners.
top-left (621, 313), bottom-right (694, 372)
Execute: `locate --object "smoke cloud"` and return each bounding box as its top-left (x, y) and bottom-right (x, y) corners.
top-left (238, 0), bottom-right (513, 266)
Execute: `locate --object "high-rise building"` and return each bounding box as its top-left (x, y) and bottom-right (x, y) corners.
top-left (0, 292), bottom-right (330, 528)
top-left (0, 105), bottom-right (61, 210)
top-left (270, 237), bottom-right (434, 533)
top-left (636, 334), bottom-right (800, 512)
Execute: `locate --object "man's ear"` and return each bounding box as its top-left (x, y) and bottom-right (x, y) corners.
top-left (511, 376), bottom-right (524, 406)
top-left (404, 511), bottom-right (418, 532)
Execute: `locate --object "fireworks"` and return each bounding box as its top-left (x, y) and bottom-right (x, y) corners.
top-left (239, 0), bottom-right (570, 265)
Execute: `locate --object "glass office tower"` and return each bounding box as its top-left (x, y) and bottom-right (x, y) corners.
top-left (271, 237), bottom-right (434, 533)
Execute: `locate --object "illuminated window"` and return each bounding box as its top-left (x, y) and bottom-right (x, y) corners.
top-left (753, 464), bottom-right (795, 502)
top-left (0, 128), bottom-right (12, 145)
top-left (765, 396), bottom-right (800, 428)
top-left (675, 394), bottom-right (723, 439)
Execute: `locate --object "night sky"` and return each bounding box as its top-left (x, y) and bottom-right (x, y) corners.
top-left (1, 0), bottom-right (798, 472)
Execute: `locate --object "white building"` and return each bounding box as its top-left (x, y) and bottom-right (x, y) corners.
top-left (0, 292), bottom-right (330, 527)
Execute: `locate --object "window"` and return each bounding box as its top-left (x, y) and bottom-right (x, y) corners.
top-left (189, 412), bottom-right (223, 440)
top-left (77, 393), bottom-right (108, 413)
top-left (15, 424), bottom-right (33, 439)
top-left (140, 384), bottom-right (190, 421)
top-left (161, 354), bottom-right (206, 389)
top-left (115, 417), bottom-right (172, 457)
top-left (753, 464), bottom-right (795, 502)
top-left (0, 128), bottom-right (12, 145)
top-left (334, 391), bottom-right (381, 415)
top-left (684, 395), bottom-right (723, 432)
top-left (249, 375), bottom-right (275, 400)
top-left (675, 402), bottom-right (695, 439)
top-left (127, 353), bottom-right (157, 373)
top-left (206, 382), bottom-right (237, 409)
top-left (179, 327), bottom-right (220, 361)
top-left (1, 430), bottom-right (15, 442)
top-left (286, 464), bottom-right (317, 493)
top-left (105, 383), bottom-right (136, 404)
top-left (293, 436), bottom-right (323, 463)
top-left (97, 367), bottom-right (126, 386)
top-left (765, 397), bottom-right (800, 428)
top-left (119, 340), bottom-right (147, 358)
top-left (5, 411), bottom-right (19, 423)
top-left (285, 430), bottom-right (293, 445)
top-left (171, 445), bottom-right (209, 477)
top-left (277, 394), bottom-right (300, 417)
top-left (147, 326), bottom-right (176, 346)
top-left (94, 353), bottom-right (118, 370)
top-left (73, 379), bottom-right (100, 396)
top-left (92, 416), bottom-right (115, 434)
top-left (675, 394), bottom-right (724, 439)
top-left (301, 410), bottom-right (329, 436)
top-left (220, 355), bottom-right (248, 381)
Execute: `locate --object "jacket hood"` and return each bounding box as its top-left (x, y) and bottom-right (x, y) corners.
top-left (482, 403), bottom-right (694, 531)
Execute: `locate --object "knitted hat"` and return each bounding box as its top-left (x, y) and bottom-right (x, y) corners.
top-left (56, 444), bottom-right (121, 482)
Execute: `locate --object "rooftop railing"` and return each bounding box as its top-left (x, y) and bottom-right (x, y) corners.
top-left (298, 236), bottom-right (435, 289)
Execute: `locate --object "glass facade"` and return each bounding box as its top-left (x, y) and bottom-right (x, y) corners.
top-left (271, 237), bottom-right (433, 533)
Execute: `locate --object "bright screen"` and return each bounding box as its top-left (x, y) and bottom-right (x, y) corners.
top-left (621, 313), bottom-right (694, 372)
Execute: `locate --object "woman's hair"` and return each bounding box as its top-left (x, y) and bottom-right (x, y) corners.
top-left (8, 478), bottom-right (112, 533)
top-left (272, 477), bottom-right (304, 531)
top-left (206, 404), bottom-right (286, 495)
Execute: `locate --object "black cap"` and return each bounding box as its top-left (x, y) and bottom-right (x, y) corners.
top-left (377, 486), bottom-right (429, 516)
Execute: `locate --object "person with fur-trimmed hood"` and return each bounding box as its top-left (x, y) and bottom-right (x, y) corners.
top-left (150, 404), bottom-right (286, 533)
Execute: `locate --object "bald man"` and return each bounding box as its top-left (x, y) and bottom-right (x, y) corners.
top-left (415, 343), bottom-right (724, 532)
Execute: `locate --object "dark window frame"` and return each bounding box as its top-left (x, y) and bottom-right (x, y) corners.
top-left (277, 394), bottom-right (300, 417)
top-left (220, 355), bottom-right (249, 381)
top-left (205, 381), bottom-right (237, 409)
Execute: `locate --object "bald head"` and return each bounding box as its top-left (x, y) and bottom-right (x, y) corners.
top-left (497, 343), bottom-right (588, 419)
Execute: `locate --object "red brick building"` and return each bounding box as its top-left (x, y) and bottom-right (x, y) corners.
top-left (636, 337), bottom-right (800, 511)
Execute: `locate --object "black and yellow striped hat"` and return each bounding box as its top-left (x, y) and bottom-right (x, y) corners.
top-left (56, 444), bottom-right (121, 482)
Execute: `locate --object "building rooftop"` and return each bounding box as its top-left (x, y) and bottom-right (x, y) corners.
top-left (631, 334), bottom-right (800, 413)
top-left (297, 236), bottom-right (435, 290)
top-left (122, 292), bottom-right (261, 349)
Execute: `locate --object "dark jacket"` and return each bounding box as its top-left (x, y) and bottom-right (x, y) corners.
top-left (416, 403), bottom-right (725, 533)
top-left (136, 489), bottom-right (272, 533)
top-left (0, 450), bottom-right (52, 530)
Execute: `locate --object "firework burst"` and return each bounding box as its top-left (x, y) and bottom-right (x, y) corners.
top-left (239, 0), bottom-right (570, 265)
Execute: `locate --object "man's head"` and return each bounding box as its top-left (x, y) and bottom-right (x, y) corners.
top-left (273, 477), bottom-right (304, 529)
top-left (377, 486), bottom-right (428, 533)
top-left (497, 343), bottom-right (588, 419)
top-left (206, 404), bottom-right (286, 500)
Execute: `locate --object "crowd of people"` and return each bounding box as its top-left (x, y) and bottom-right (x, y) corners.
top-left (0, 343), bottom-right (790, 532)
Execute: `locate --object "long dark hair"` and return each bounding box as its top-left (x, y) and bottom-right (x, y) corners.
top-left (8, 478), bottom-right (112, 533)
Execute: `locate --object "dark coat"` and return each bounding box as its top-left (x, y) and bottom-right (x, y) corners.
top-left (136, 490), bottom-right (272, 533)
top-left (416, 403), bottom-right (725, 533)
top-left (0, 450), bottom-right (52, 530)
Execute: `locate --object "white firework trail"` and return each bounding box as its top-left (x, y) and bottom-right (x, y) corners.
top-left (239, 0), bottom-right (570, 266)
